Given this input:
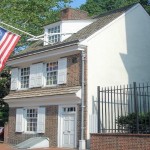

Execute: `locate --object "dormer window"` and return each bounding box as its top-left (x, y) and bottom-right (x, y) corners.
top-left (48, 26), bottom-right (60, 43)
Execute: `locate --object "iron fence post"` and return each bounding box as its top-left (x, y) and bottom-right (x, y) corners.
top-left (133, 82), bottom-right (139, 133)
top-left (97, 86), bottom-right (100, 133)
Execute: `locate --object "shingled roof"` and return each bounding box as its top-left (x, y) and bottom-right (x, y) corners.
top-left (4, 86), bottom-right (81, 100)
top-left (12, 3), bottom-right (137, 58)
top-left (64, 3), bottom-right (137, 43)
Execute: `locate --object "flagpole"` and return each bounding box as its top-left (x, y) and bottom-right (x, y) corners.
top-left (0, 21), bottom-right (50, 44)
top-left (0, 21), bottom-right (36, 38)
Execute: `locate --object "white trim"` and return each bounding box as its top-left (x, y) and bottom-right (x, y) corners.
top-left (58, 104), bottom-right (77, 148)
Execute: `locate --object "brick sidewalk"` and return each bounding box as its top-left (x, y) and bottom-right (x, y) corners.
top-left (0, 143), bottom-right (77, 150)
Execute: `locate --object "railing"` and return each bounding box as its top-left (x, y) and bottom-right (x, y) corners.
top-left (96, 82), bottom-right (150, 134)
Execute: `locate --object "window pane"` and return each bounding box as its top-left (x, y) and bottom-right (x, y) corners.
top-left (46, 62), bottom-right (58, 85)
top-left (48, 26), bottom-right (60, 43)
top-left (26, 108), bottom-right (37, 132)
top-left (21, 67), bottom-right (30, 88)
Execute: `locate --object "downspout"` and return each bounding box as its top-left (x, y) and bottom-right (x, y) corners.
top-left (81, 50), bottom-right (85, 140)
top-left (79, 47), bottom-right (86, 150)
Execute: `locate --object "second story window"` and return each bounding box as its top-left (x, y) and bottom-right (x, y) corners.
top-left (21, 67), bottom-right (30, 89)
top-left (48, 26), bottom-right (60, 43)
top-left (46, 62), bottom-right (58, 85)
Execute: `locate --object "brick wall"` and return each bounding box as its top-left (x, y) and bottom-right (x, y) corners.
top-left (6, 52), bottom-right (87, 148)
top-left (7, 106), bottom-right (58, 147)
top-left (6, 105), bottom-right (82, 148)
top-left (91, 133), bottom-right (150, 150)
top-left (60, 8), bottom-right (89, 20)
top-left (4, 122), bottom-right (8, 143)
top-left (66, 53), bottom-right (81, 87)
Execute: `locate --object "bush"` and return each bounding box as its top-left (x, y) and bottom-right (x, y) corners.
top-left (116, 112), bottom-right (150, 133)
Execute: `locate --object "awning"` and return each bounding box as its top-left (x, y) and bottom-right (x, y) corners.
top-left (4, 86), bottom-right (81, 107)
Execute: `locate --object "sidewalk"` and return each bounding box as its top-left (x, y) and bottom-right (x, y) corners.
top-left (0, 143), bottom-right (77, 150)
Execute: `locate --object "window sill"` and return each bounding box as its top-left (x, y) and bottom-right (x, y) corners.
top-left (23, 131), bottom-right (37, 134)
top-left (43, 84), bottom-right (58, 88)
top-left (18, 88), bottom-right (29, 91)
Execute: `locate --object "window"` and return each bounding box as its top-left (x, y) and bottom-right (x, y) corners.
top-left (16, 107), bottom-right (45, 133)
top-left (26, 108), bottom-right (38, 132)
top-left (48, 26), bottom-right (60, 43)
top-left (63, 107), bottom-right (76, 113)
top-left (46, 62), bottom-right (58, 85)
top-left (21, 67), bottom-right (30, 88)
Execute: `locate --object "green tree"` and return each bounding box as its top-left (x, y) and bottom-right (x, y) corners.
top-left (80, 0), bottom-right (150, 16)
top-left (0, 0), bottom-right (72, 51)
top-left (0, 68), bottom-right (10, 126)
top-left (0, 0), bottom-right (73, 126)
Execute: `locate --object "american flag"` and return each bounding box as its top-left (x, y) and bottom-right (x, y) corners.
top-left (0, 27), bottom-right (20, 72)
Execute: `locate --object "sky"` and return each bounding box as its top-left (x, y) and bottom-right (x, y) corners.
top-left (70, 0), bottom-right (86, 8)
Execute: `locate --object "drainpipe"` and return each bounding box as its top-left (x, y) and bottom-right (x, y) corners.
top-left (79, 49), bottom-right (86, 150)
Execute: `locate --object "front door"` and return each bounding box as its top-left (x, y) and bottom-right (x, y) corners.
top-left (61, 107), bottom-right (76, 148)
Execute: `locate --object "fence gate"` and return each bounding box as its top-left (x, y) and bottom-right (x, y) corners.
top-left (97, 82), bottom-right (150, 134)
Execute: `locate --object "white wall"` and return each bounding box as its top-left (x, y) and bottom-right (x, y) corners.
top-left (61, 20), bottom-right (94, 41)
top-left (84, 4), bottom-right (150, 138)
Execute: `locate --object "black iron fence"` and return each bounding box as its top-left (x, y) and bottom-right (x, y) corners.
top-left (97, 82), bottom-right (150, 134)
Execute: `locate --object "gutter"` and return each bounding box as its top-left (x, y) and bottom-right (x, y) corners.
top-left (9, 40), bottom-right (80, 61)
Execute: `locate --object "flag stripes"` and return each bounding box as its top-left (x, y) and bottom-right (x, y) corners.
top-left (0, 28), bottom-right (20, 71)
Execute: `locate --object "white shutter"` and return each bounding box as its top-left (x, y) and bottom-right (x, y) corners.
top-left (11, 68), bottom-right (19, 90)
top-left (29, 64), bottom-right (37, 88)
top-left (36, 63), bottom-right (43, 87)
top-left (37, 107), bottom-right (45, 133)
top-left (29, 63), bottom-right (43, 88)
top-left (15, 108), bottom-right (24, 132)
top-left (57, 58), bottom-right (67, 84)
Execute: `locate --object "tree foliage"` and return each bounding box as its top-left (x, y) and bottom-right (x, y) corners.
top-left (0, 0), bottom-right (72, 50)
top-left (0, 68), bottom-right (10, 126)
top-left (0, 0), bottom-right (74, 125)
top-left (80, 0), bottom-right (150, 16)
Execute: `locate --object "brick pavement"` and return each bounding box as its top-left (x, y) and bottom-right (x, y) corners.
top-left (0, 143), bottom-right (77, 150)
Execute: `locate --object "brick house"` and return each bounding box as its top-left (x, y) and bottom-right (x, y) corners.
top-left (4, 3), bottom-right (150, 149)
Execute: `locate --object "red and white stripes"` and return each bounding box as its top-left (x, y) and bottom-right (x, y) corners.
top-left (0, 31), bottom-right (20, 71)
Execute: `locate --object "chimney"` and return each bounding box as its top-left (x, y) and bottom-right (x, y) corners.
top-left (60, 8), bottom-right (89, 20)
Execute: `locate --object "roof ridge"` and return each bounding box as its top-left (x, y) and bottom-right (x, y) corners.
top-left (92, 3), bottom-right (138, 19)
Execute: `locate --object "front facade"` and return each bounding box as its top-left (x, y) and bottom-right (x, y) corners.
top-left (6, 51), bottom-right (83, 148)
top-left (4, 3), bottom-right (150, 149)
